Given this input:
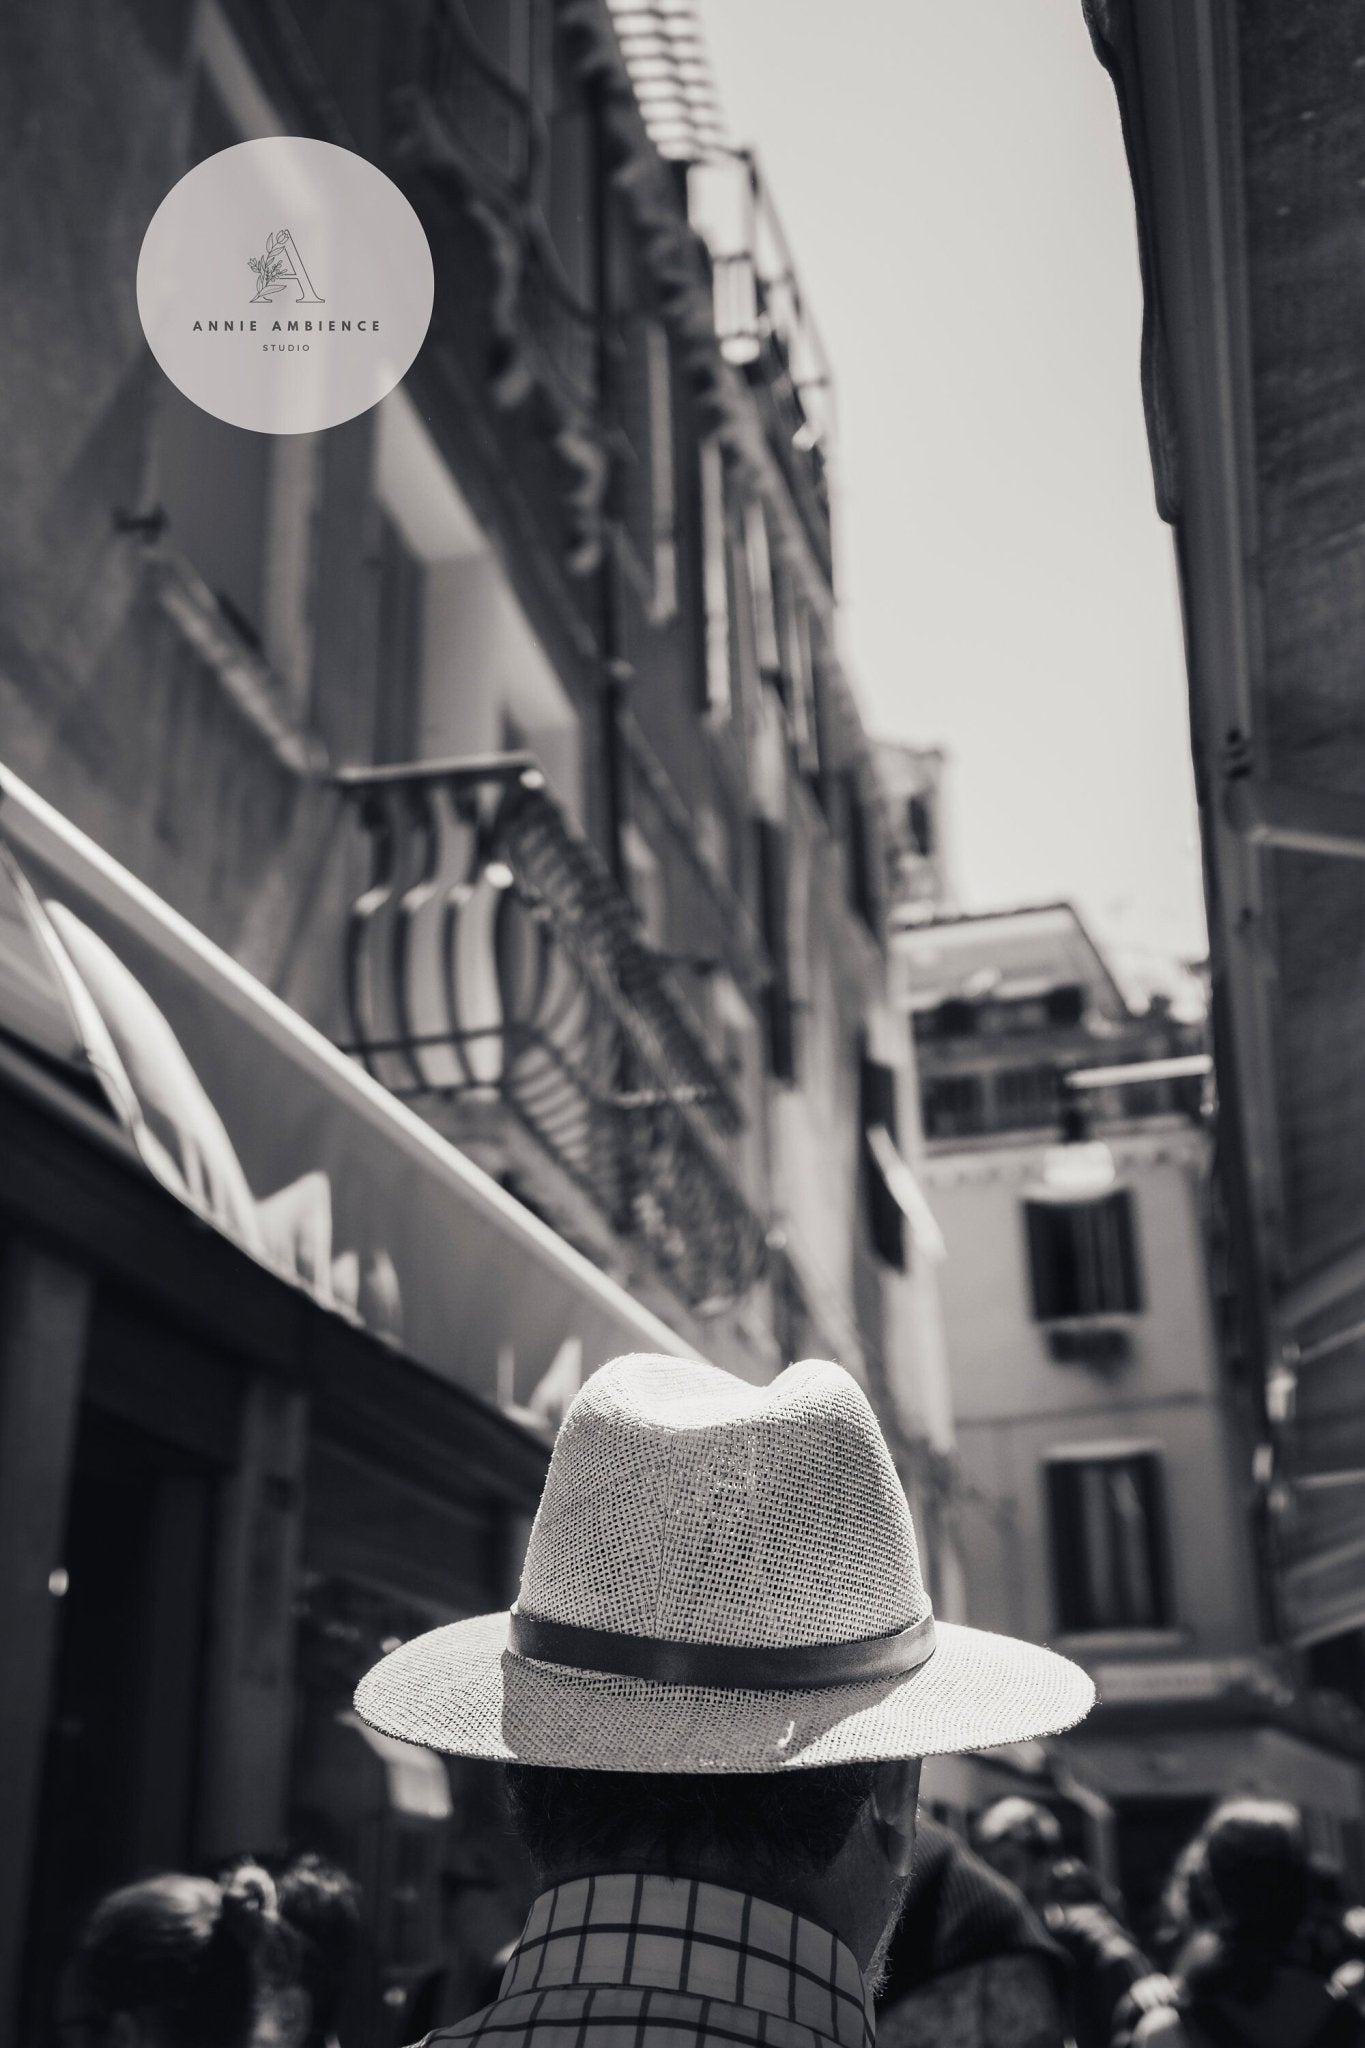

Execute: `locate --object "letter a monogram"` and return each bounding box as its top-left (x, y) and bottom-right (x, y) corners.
top-left (247, 227), bottom-right (324, 305)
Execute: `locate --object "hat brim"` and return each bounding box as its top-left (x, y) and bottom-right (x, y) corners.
top-left (354, 1612), bottom-right (1095, 1772)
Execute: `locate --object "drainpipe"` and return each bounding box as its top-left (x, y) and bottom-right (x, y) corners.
top-left (592, 73), bottom-right (631, 889)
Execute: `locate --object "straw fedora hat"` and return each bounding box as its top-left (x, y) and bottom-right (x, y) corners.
top-left (356, 1354), bottom-right (1094, 1771)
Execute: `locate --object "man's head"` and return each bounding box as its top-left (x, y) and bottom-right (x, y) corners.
top-left (357, 1355), bottom-right (1094, 1983)
top-left (504, 1759), bottom-right (922, 1983)
top-left (271, 1854), bottom-right (362, 2044)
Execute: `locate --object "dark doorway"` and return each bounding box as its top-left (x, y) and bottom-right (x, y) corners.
top-left (18, 1405), bottom-right (214, 2045)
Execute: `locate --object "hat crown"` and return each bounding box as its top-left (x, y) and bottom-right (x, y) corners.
top-left (518, 1355), bottom-right (928, 1650)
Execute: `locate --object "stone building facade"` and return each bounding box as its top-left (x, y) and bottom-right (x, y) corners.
top-left (895, 904), bottom-right (1365, 1919)
top-left (0, 2), bottom-right (953, 2029)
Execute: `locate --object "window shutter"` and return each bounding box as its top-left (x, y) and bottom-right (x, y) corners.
top-left (645, 321), bottom-right (677, 622)
top-left (907, 794), bottom-right (933, 858)
top-left (1045, 1453), bottom-right (1172, 1631)
top-left (743, 500), bottom-right (781, 679)
top-left (619, 317), bottom-right (677, 624)
top-left (844, 772), bottom-right (878, 930)
top-left (860, 1052), bottom-right (906, 1270)
top-left (159, 391), bottom-right (274, 641)
top-left (777, 578), bottom-right (819, 774)
top-left (755, 818), bottom-right (796, 1081)
top-left (373, 514), bottom-right (424, 764)
top-left (699, 439), bottom-right (732, 719)
top-left (1025, 1188), bottom-right (1142, 1320)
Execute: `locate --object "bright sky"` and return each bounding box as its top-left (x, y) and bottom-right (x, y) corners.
top-left (697, 0), bottom-right (1208, 992)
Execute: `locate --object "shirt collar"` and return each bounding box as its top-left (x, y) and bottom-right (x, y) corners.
top-left (502, 1873), bottom-right (874, 2048)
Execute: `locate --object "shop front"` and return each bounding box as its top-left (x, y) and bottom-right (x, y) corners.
top-left (0, 764), bottom-right (693, 2043)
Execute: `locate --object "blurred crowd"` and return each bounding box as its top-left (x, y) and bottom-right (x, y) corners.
top-left (882, 1795), bottom-right (1365, 2048)
top-left (48, 1794), bottom-right (1365, 2048)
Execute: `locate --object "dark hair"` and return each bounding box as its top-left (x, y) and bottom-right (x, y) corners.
top-left (1153, 1832), bottom-right (1216, 1966)
top-left (71, 1865), bottom-right (295, 2048)
top-left (273, 1853), bottom-right (363, 2040)
top-left (1178, 1799), bottom-right (1310, 2002)
top-left (504, 1763), bottom-right (878, 1885)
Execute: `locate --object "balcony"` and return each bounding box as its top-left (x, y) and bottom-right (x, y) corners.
top-left (689, 153), bottom-right (836, 573)
top-left (394, 3), bottom-right (600, 454)
top-left (403, 0), bottom-right (537, 208)
top-left (337, 754), bottom-right (768, 1313)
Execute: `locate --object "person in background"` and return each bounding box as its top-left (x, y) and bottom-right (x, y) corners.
top-left (972, 1797), bottom-right (1154, 2048)
top-left (1147, 1836), bottom-right (1216, 1975)
top-left (1290, 1859), bottom-right (1365, 1984)
top-left (876, 1812), bottom-right (1070, 2048)
top-left (1120, 1799), bottom-right (1365, 2048)
top-left (402, 1853), bottom-right (514, 2040)
top-left (273, 1855), bottom-right (364, 2048)
top-left (1332, 1891), bottom-right (1365, 2019)
top-left (1110, 1837), bottom-right (1215, 2048)
top-left (54, 1863), bottom-right (304, 2048)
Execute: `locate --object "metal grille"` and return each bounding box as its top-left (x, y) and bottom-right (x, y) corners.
top-left (338, 755), bottom-right (767, 1312)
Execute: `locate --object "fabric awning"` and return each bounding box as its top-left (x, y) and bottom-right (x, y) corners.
top-left (0, 764), bottom-right (697, 1415)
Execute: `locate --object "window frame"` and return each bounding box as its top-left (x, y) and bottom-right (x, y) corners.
top-left (1023, 1184), bottom-right (1143, 1322)
top-left (154, 44), bottom-right (323, 741)
top-left (1043, 1444), bottom-right (1175, 1635)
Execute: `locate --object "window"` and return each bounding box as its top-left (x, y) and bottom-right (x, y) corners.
top-left (776, 575), bottom-right (819, 775)
top-left (935, 997), bottom-right (978, 1038)
top-left (461, 0), bottom-right (534, 83)
top-left (994, 1064), bottom-right (1059, 1131)
top-left (372, 513), bottom-right (424, 764)
top-left (1045, 1450), bottom-right (1172, 1632)
top-left (699, 440), bottom-right (732, 720)
top-left (743, 501), bottom-right (781, 683)
top-left (545, 30), bottom-right (598, 309)
top-left (754, 818), bottom-right (796, 1081)
top-left (617, 314), bottom-right (677, 623)
top-left (621, 824), bottom-right (666, 950)
top-left (153, 67), bottom-right (322, 723)
top-left (842, 773), bottom-right (878, 932)
top-left (373, 392), bottom-right (584, 815)
top-left (158, 396), bottom-right (321, 718)
top-left (1046, 983), bottom-right (1087, 1026)
top-left (907, 794), bottom-right (934, 859)
top-left (642, 322), bottom-right (677, 620)
top-left (159, 393), bottom-right (274, 647)
top-left (1025, 1188), bottom-right (1142, 1319)
top-left (695, 803), bottom-right (730, 885)
top-left (921, 1072), bottom-right (985, 1138)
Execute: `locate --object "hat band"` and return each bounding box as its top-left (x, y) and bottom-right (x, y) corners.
top-left (508, 1608), bottom-right (937, 1691)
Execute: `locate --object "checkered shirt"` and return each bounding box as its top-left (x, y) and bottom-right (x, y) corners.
top-left (420, 1873), bottom-right (875, 2048)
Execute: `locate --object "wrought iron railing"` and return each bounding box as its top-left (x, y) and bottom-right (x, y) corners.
top-left (692, 155), bottom-right (836, 557)
top-left (336, 755), bottom-right (767, 1312)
